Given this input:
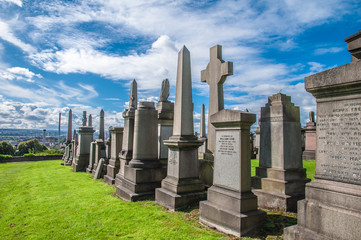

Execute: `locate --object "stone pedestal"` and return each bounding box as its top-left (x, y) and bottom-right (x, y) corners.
top-left (284, 31), bottom-right (361, 240)
top-left (252, 93), bottom-right (309, 212)
top-left (156, 101), bottom-right (174, 167)
top-left (302, 121), bottom-right (316, 160)
top-left (114, 108), bottom-right (135, 188)
top-left (200, 109), bottom-right (266, 237)
top-left (104, 127), bottom-right (123, 185)
top-left (116, 102), bottom-right (164, 201)
top-left (86, 141), bottom-right (96, 173)
top-left (72, 126), bottom-right (94, 172)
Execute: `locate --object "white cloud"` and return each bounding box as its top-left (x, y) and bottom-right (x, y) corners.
top-left (0, 0), bottom-right (22, 7)
top-left (314, 47), bottom-right (344, 55)
top-left (0, 20), bottom-right (35, 53)
top-left (29, 35), bottom-right (179, 90)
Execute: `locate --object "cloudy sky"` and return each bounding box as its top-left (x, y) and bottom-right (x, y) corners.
top-left (0, 0), bottom-right (360, 134)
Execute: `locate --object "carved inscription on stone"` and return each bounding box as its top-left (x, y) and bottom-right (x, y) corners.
top-left (317, 99), bottom-right (361, 185)
top-left (218, 135), bottom-right (237, 156)
top-left (214, 130), bottom-right (240, 191)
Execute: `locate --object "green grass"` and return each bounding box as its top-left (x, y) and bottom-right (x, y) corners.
top-left (0, 160), bottom-right (316, 239)
top-left (0, 161), bottom-right (225, 240)
top-left (251, 159), bottom-right (316, 181)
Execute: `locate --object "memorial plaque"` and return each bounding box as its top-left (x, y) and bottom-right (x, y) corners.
top-left (214, 130), bottom-right (240, 191)
top-left (317, 99), bottom-right (361, 185)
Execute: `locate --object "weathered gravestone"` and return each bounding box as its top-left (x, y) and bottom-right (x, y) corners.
top-left (284, 30), bottom-right (361, 240)
top-left (156, 79), bottom-right (174, 167)
top-left (302, 111), bottom-right (316, 160)
top-left (252, 93), bottom-right (309, 211)
top-left (155, 46), bottom-right (206, 211)
top-left (114, 80), bottom-right (137, 188)
top-left (63, 109), bottom-right (73, 164)
top-left (86, 141), bottom-right (96, 173)
top-left (72, 125), bottom-right (94, 172)
top-left (254, 121), bottom-right (260, 160)
top-left (201, 45), bottom-right (233, 155)
top-left (198, 104), bottom-right (213, 187)
top-left (116, 102), bottom-right (164, 201)
top-left (104, 127), bottom-right (123, 185)
top-left (199, 109), bottom-right (266, 237)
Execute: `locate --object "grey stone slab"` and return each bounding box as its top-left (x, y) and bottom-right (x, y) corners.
top-left (253, 93), bottom-right (308, 211)
top-left (94, 158), bottom-right (104, 179)
top-left (284, 31), bottom-right (361, 240)
top-left (72, 126), bottom-right (94, 172)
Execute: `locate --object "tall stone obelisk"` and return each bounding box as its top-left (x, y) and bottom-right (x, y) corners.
top-left (67, 109), bottom-right (72, 144)
top-left (155, 46), bottom-right (206, 211)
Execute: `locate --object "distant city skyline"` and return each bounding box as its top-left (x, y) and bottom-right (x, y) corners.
top-left (0, 0), bottom-right (360, 132)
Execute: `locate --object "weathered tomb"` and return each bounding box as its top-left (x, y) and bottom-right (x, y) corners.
top-left (284, 30), bottom-right (361, 240)
top-left (104, 127), bottom-right (123, 185)
top-left (114, 80), bottom-right (137, 188)
top-left (252, 93), bottom-right (309, 211)
top-left (116, 102), bottom-right (164, 201)
top-left (199, 109), bottom-right (266, 237)
top-left (156, 78), bottom-right (174, 167)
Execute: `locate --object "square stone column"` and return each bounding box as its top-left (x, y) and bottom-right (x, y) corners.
top-left (104, 127), bottom-right (123, 185)
top-left (252, 93), bottom-right (310, 212)
top-left (114, 108), bottom-right (135, 188)
top-left (199, 109), bottom-right (266, 237)
top-left (156, 101), bottom-right (174, 167)
top-left (302, 112), bottom-right (316, 160)
top-left (116, 102), bottom-right (164, 201)
top-left (284, 30), bottom-right (361, 240)
top-left (86, 141), bottom-right (96, 173)
top-left (72, 126), bottom-right (94, 172)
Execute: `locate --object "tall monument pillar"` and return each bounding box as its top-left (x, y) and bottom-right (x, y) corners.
top-left (115, 80), bottom-right (137, 188)
top-left (155, 46), bottom-right (206, 211)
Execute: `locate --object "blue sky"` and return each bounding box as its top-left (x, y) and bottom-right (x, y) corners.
top-left (0, 0), bottom-right (360, 134)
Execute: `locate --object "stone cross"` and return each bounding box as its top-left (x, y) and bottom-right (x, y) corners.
top-left (88, 114), bottom-right (92, 127)
top-left (67, 109), bottom-right (72, 143)
top-left (129, 79), bottom-right (137, 109)
top-left (201, 45), bottom-right (233, 153)
top-left (200, 104), bottom-right (206, 138)
top-left (99, 109), bottom-right (105, 141)
top-left (160, 78), bottom-right (170, 102)
top-left (82, 111), bottom-right (87, 126)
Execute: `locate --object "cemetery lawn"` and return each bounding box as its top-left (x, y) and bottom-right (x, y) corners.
top-left (0, 160), bottom-right (224, 240)
top-left (251, 159), bottom-right (316, 180)
top-left (0, 160), bottom-right (316, 240)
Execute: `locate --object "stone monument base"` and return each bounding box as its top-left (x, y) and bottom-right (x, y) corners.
top-left (72, 154), bottom-right (89, 172)
top-left (155, 177), bottom-right (206, 211)
top-left (284, 179), bottom-right (361, 240)
top-left (198, 158), bottom-right (213, 188)
top-left (116, 162), bottom-right (164, 202)
top-left (85, 166), bottom-right (93, 173)
top-left (252, 166), bottom-right (309, 211)
top-left (199, 185), bottom-right (266, 237)
top-left (302, 150), bottom-right (315, 160)
top-left (104, 159), bottom-right (120, 185)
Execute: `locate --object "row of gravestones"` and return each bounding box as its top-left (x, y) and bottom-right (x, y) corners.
top-left (62, 30), bottom-right (361, 239)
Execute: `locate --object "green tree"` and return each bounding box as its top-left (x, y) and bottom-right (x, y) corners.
top-left (17, 139), bottom-right (47, 155)
top-left (0, 141), bottom-right (15, 155)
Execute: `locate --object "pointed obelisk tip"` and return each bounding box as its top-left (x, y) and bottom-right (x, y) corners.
top-left (100, 109), bottom-right (104, 116)
top-left (180, 45), bottom-right (189, 53)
